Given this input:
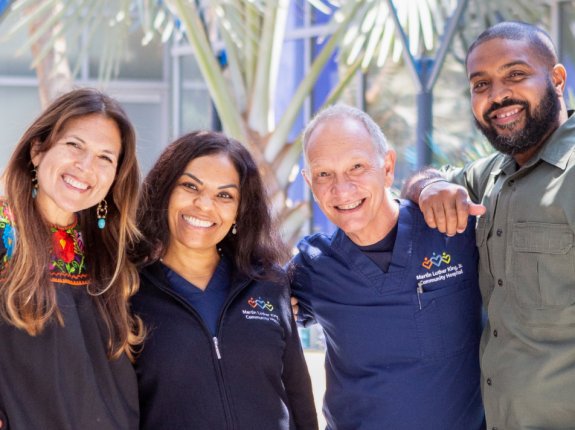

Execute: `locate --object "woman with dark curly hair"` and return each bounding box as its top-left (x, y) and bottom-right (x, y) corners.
top-left (0, 88), bottom-right (144, 430)
top-left (131, 130), bottom-right (318, 430)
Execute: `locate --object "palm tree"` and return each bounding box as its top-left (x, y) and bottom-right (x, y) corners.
top-left (0, 0), bottom-right (548, 244)
top-left (335, 0), bottom-right (546, 170)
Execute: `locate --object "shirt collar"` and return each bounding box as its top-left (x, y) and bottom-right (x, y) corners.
top-left (537, 110), bottom-right (575, 170)
top-left (490, 110), bottom-right (575, 176)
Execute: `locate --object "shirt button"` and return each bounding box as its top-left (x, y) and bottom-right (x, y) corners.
top-left (497, 279), bottom-right (503, 286)
top-left (487, 378), bottom-right (492, 385)
top-left (496, 228), bottom-right (503, 236)
top-left (493, 330), bottom-right (498, 337)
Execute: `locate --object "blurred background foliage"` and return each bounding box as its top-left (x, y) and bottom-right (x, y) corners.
top-left (1, 0), bottom-right (571, 241)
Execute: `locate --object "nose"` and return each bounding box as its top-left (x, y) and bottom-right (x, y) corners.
top-left (194, 193), bottom-right (214, 211)
top-left (488, 81), bottom-right (511, 105)
top-left (75, 152), bottom-right (96, 172)
top-left (331, 175), bottom-right (356, 196)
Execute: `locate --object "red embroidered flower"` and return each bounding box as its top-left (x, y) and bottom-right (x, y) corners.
top-left (52, 230), bottom-right (75, 263)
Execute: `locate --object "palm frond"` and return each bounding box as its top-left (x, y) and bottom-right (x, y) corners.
top-left (338, 0), bottom-right (549, 71)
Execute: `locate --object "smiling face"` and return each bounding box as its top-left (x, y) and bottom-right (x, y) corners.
top-left (31, 114), bottom-right (121, 226)
top-left (165, 152), bottom-right (240, 257)
top-left (467, 38), bottom-right (566, 163)
top-left (303, 116), bottom-right (397, 245)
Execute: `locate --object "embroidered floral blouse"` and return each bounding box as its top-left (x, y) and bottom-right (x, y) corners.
top-left (0, 198), bottom-right (139, 429)
top-left (0, 200), bottom-right (89, 286)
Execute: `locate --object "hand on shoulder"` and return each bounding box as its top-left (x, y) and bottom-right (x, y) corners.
top-left (419, 181), bottom-right (486, 236)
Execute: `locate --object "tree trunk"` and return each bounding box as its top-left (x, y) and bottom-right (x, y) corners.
top-left (26, 0), bottom-right (73, 108)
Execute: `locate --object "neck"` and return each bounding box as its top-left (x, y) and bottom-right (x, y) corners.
top-left (34, 192), bottom-right (76, 227)
top-left (347, 199), bottom-right (400, 246)
top-left (162, 246), bottom-right (220, 291)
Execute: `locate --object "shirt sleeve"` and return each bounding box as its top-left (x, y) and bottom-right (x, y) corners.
top-left (439, 153), bottom-right (503, 203)
top-left (287, 255), bottom-right (317, 327)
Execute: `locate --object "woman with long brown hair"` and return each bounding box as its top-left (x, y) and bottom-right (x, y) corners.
top-left (0, 88), bottom-right (144, 430)
top-left (131, 131), bottom-right (318, 430)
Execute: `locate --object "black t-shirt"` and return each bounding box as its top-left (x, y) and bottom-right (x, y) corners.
top-left (357, 222), bottom-right (398, 272)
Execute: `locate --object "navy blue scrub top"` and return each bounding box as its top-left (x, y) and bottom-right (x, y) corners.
top-left (291, 200), bottom-right (485, 430)
top-left (161, 256), bottom-right (231, 336)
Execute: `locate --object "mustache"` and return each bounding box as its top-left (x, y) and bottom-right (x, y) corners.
top-left (483, 98), bottom-right (529, 122)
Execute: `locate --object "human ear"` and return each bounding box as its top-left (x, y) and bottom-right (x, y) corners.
top-left (29, 139), bottom-right (43, 166)
top-left (551, 64), bottom-right (567, 95)
top-left (383, 149), bottom-right (396, 188)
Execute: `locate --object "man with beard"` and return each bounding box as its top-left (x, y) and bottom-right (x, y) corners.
top-left (404, 21), bottom-right (575, 429)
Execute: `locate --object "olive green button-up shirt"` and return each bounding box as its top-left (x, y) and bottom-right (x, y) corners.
top-left (444, 112), bottom-right (575, 430)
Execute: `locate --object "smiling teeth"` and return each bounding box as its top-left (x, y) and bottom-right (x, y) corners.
top-left (63, 175), bottom-right (89, 190)
top-left (183, 215), bottom-right (214, 228)
top-left (337, 200), bottom-right (362, 210)
top-left (496, 108), bottom-right (519, 119)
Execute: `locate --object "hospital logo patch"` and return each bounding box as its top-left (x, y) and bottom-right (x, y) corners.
top-left (242, 297), bottom-right (280, 325)
top-left (248, 296), bottom-right (274, 312)
top-left (422, 252), bottom-right (451, 269)
top-left (416, 250), bottom-right (464, 287)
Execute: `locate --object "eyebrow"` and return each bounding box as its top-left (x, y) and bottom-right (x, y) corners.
top-left (183, 173), bottom-right (239, 189)
top-left (218, 183), bottom-right (239, 190)
top-left (469, 60), bottom-right (531, 81)
top-left (183, 173), bottom-right (203, 185)
top-left (65, 134), bottom-right (119, 158)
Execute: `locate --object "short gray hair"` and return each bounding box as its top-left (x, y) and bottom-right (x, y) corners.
top-left (302, 104), bottom-right (389, 168)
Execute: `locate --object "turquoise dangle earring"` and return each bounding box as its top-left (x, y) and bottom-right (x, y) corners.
top-left (31, 166), bottom-right (39, 199)
top-left (97, 199), bottom-right (108, 229)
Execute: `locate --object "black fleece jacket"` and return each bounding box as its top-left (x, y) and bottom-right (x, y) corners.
top-left (132, 262), bottom-right (318, 430)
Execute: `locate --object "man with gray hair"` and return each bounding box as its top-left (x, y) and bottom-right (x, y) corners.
top-left (289, 105), bottom-right (485, 429)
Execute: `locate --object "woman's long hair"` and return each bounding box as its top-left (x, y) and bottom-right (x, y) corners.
top-left (133, 130), bottom-right (287, 278)
top-left (1, 88), bottom-right (144, 360)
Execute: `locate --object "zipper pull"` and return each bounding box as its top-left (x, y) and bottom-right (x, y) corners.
top-left (213, 336), bottom-right (222, 359)
top-left (417, 282), bottom-right (424, 310)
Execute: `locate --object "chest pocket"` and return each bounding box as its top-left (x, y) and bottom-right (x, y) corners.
top-left (414, 280), bottom-right (483, 360)
top-left (512, 222), bottom-right (575, 308)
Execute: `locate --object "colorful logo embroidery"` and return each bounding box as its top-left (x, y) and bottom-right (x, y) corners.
top-left (422, 251), bottom-right (451, 270)
top-left (247, 296), bottom-right (274, 312)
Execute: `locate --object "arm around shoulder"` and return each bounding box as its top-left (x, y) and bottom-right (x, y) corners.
top-left (402, 166), bottom-right (486, 236)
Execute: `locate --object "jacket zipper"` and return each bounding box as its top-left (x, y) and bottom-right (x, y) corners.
top-left (213, 276), bottom-right (251, 352)
top-left (150, 268), bottom-right (251, 430)
top-left (213, 336), bottom-right (222, 359)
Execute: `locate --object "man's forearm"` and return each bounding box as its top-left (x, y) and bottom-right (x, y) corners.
top-left (400, 169), bottom-right (446, 203)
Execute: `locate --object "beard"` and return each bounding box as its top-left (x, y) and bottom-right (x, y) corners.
top-left (474, 81), bottom-right (560, 156)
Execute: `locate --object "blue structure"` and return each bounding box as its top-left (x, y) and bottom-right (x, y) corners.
top-left (0, 0), bottom-right (11, 18)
